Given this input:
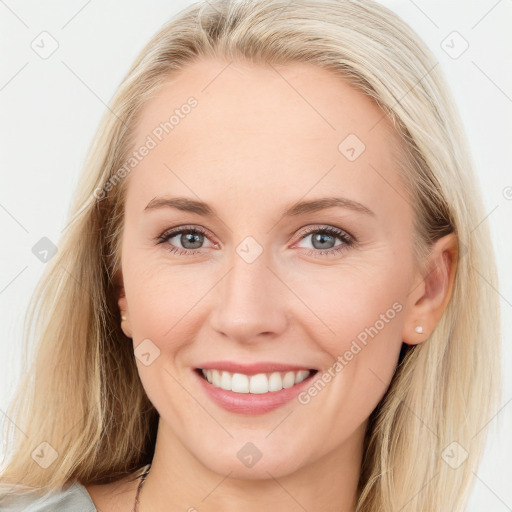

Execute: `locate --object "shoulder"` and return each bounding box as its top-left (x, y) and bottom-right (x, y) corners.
top-left (0, 482), bottom-right (97, 512)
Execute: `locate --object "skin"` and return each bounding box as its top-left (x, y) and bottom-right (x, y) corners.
top-left (85, 57), bottom-right (457, 512)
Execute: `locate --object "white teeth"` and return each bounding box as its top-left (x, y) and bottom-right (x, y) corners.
top-left (200, 369), bottom-right (312, 394)
top-left (231, 373), bottom-right (249, 393)
top-left (268, 372), bottom-right (283, 392)
top-left (211, 369), bottom-right (221, 387)
top-left (282, 371), bottom-right (295, 389)
top-left (220, 371), bottom-right (232, 390)
top-left (295, 370), bottom-right (310, 384)
top-left (249, 373), bottom-right (268, 394)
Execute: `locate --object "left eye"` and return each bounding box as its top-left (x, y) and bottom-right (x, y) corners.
top-left (294, 226), bottom-right (354, 255)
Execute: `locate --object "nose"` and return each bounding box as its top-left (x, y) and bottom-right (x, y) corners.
top-left (208, 249), bottom-right (289, 344)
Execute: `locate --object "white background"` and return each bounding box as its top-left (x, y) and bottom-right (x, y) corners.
top-left (0, 0), bottom-right (511, 509)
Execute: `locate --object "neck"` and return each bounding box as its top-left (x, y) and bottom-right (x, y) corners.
top-left (139, 420), bottom-right (365, 512)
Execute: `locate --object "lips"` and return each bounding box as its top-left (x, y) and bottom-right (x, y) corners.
top-left (193, 361), bottom-right (318, 415)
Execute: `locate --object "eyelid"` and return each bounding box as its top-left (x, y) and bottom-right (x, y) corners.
top-left (294, 224), bottom-right (354, 243)
top-left (158, 224), bottom-right (213, 241)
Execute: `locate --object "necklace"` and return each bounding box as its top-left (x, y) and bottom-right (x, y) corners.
top-left (132, 463), bottom-right (151, 512)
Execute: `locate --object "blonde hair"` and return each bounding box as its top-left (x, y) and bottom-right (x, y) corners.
top-left (0, 1), bottom-right (501, 510)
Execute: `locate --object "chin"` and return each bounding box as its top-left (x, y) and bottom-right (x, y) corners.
top-left (191, 438), bottom-right (310, 480)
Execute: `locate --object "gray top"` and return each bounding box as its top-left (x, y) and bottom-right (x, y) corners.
top-left (0, 482), bottom-right (97, 511)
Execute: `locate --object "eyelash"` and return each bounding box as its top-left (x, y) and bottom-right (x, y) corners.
top-left (156, 224), bottom-right (355, 258)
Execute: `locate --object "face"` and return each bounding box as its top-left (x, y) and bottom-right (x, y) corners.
top-left (117, 57), bottom-right (422, 479)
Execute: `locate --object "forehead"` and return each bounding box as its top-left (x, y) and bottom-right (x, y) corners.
top-left (126, 57), bottom-right (405, 216)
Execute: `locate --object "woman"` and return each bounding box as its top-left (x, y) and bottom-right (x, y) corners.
top-left (0, 0), bottom-right (501, 511)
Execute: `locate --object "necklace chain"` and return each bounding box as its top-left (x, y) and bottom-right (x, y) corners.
top-left (132, 464), bottom-right (151, 512)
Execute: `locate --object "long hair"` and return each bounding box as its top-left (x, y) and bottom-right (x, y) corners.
top-left (0, 1), bottom-right (501, 510)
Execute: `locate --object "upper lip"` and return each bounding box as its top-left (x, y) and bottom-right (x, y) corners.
top-left (196, 361), bottom-right (316, 375)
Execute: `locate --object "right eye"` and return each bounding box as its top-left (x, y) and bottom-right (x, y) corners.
top-left (156, 225), bottom-right (217, 255)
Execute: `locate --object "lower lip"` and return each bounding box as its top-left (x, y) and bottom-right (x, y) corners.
top-left (193, 369), bottom-right (317, 415)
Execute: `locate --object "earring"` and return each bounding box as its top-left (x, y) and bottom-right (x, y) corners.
top-left (121, 313), bottom-right (127, 322)
top-left (415, 325), bottom-right (423, 334)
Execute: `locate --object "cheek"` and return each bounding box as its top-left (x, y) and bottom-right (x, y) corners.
top-left (289, 258), bottom-right (408, 417)
top-left (123, 248), bottom-right (219, 350)
top-left (290, 256), bottom-right (408, 352)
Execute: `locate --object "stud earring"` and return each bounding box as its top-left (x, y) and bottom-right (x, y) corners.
top-left (121, 314), bottom-right (127, 322)
top-left (415, 325), bottom-right (423, 334)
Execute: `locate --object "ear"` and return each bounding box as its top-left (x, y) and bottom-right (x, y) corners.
top-left (117, 272), bottom-right (133, 339)
top-left (402, 233), bottom-right (458, 345)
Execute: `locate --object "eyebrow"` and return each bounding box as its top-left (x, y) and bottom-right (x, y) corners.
top-left (144, 195), bottom-right (375, 217)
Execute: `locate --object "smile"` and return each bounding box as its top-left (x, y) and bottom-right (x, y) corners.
top-left (200, 368), bottom-right (312, 394)
top-left (193, 363), bottom-right (319, 415)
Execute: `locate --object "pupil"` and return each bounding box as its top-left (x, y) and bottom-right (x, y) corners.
top-left (313, 233), bottom-right (334, 250)
top-left (182, 232), bottom-right (203, 249)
